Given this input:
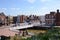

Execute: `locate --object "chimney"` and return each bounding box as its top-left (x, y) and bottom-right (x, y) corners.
top-left (57, 9), bottom-right (59, 13)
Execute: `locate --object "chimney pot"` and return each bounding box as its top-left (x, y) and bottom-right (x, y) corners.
top-left (57, 9), bottom-right (59, 13)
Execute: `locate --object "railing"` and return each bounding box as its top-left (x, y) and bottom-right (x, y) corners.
top-left (9, 24), bottom-right (33, 30)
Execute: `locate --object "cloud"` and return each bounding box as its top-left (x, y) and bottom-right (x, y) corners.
top-left (0, 8), bottom-right (7, 13)
top-left (0, 8), bottom-right (8, 15)
top-left (27, 0), bottom-right (36, 4)
top-left (40, 0), bottom-right (51, 2)
top-left (10, 8), bottom-right (20, 10)
top-left (39, 6), bottom-right (60, 15)
top-left (0, 8), bottom-right (7, 10)
top-left (38, 7), bottom-right (50, 15)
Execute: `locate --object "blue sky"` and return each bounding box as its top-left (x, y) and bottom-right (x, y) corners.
top-left (0, 0), bottom-right (60, 16)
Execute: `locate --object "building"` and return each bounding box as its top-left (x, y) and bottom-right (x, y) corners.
top-left (45, 9), bottom-right (60, 26)
top-left (16, 15), bottom-right (20, 23)
top-left (6, 16), bottom-right (13, 25)
top-left (0, 12), bottom-right (7, 26)
top-left (20, 15), bottom-right (28, 23)
top-left (13, 16), bottom-right (17, 24)
top-left (45, 12), bottom-right (56, 26)
top-left (39, 16), bottom-right (45, 26)
top-left (9, 16), bottom-right (13, 24)
top-left (17, 15), bottom-right (28, 23)
top-left (55, 9), bottom-right (60, 26)
top-left (28, 15), bottom-right (40, 25)
top-left (40, 16), bottom-right (45, 23)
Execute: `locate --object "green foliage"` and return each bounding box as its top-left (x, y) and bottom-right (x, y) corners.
top-left (22, 27), bottom-right (60, 40)
top-left (12, 27), bottom-right (60, 40)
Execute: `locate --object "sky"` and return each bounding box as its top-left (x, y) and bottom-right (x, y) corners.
top-left (0, 0), bottom-right (60, 16)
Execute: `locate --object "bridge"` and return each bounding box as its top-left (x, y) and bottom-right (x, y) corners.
top-left (10, 24), bottom-right (33, 30)
top-left (9, 22), bottom-right (47, 31)
top-left (9, 22), bottom-right (41, 31)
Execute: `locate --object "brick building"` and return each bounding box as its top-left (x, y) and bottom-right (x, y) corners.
top-left (55, 9), bottom-right (60, 26)
top-left (45, 12), bottom-right (56, 26)
top-left (20, 15), bottom-right (25, 23)
top-left (17, 15), bottom-right (28, 23)
top-left (0, 12), bottom-right (7, 26)
top-left (45, 9), bottom-right (60, 26)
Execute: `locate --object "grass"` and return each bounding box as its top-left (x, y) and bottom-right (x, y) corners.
top-left (10, 27), bottom-right (60, 40)
top-left (27, 29), bottom-right (47, 34)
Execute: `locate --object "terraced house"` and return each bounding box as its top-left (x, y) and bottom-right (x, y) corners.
top-left (45, 12), bottom-right (56, 26)
top-left (45, 9), bottom-right (60, 26)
